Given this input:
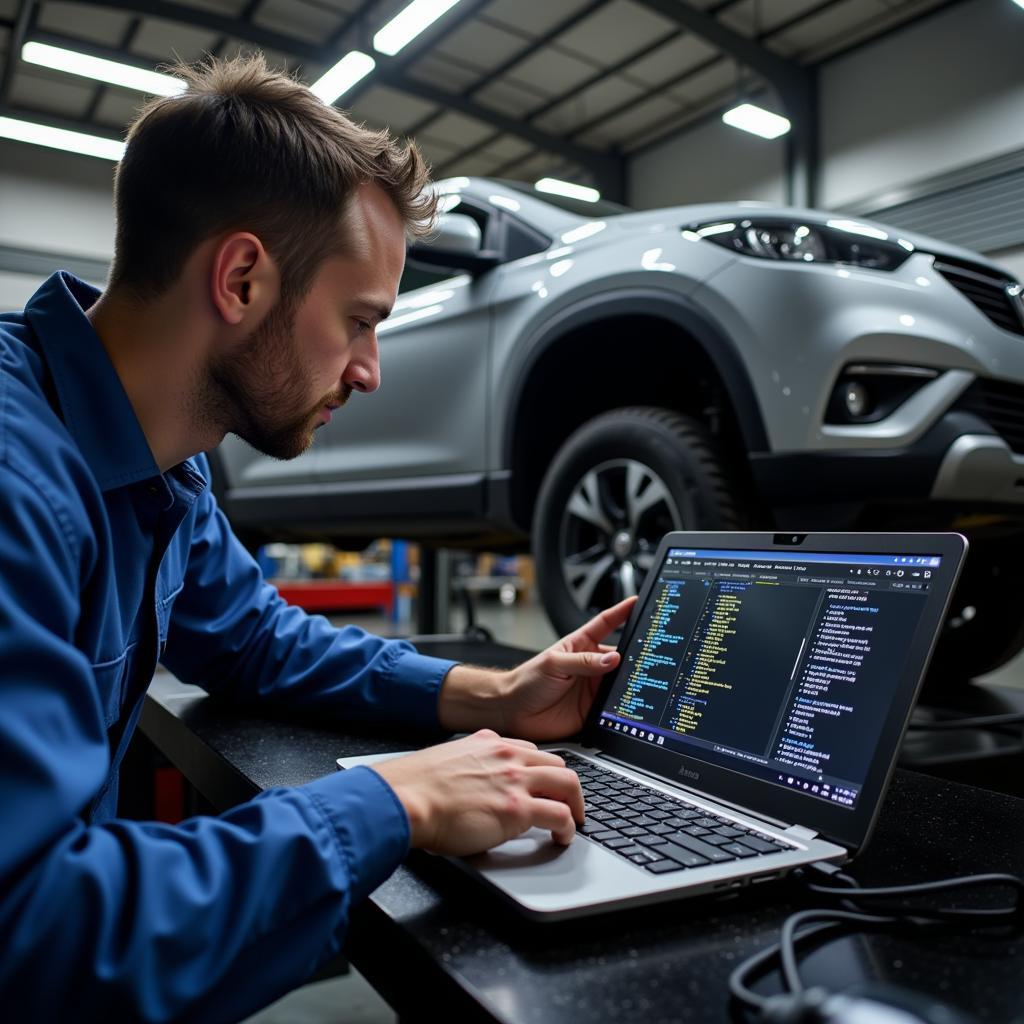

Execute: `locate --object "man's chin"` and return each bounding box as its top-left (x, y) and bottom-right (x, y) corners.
top-left (237, 426), bottom-right (315, 462)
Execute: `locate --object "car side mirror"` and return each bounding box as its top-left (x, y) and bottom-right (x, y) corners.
top-left (408, 212), bottom-right (501, 274)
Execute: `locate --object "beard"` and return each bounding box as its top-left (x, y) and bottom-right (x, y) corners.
top-left (203, 300), bottom-right (349, 461)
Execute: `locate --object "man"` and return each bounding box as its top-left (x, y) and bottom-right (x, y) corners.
top-left (0, 55), bottom-right (634, 1021)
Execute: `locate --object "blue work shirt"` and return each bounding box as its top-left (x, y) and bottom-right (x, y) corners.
top-left (0, 272), bottom-right (457, 1022)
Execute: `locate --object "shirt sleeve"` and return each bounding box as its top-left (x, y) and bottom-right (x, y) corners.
top-left (162, 463), bottom-right (456, 731)
top-left (0, 463), bottom-right (410, 1022)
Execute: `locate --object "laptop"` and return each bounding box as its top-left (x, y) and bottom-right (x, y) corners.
top-left (338, 531), bottom-right (967, 920)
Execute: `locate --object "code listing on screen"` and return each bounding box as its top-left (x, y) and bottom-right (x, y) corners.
top-left (599, 548), bottom-right (941, 810)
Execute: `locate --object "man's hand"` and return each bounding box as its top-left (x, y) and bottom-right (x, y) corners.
top-left (371, 730), bottom-right (583, 855)
top-left (438, 596), bottom-right (637, 742)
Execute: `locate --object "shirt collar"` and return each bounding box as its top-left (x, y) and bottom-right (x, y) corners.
top-left (25, 271), bottom-right (162, 492)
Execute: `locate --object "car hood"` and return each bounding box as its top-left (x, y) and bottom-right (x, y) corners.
top-left (610, 202), bottom-right (1017, 279)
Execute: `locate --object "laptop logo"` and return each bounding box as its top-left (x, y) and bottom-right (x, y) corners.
top-left (678, 766), bottom-right (701, 782)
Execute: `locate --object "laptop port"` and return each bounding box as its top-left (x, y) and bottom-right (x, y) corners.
top-left (752, 873), bottom-right (779, 884)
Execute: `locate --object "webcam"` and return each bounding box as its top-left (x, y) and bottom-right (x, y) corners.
top-left (774, 533), bottom-right (807, 546)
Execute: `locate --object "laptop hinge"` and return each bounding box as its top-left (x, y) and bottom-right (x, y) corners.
top-left (785, 824), bottom-right (819, 842)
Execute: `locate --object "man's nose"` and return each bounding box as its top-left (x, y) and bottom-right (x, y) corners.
top-left (344, 336), bottom-right (381, 394)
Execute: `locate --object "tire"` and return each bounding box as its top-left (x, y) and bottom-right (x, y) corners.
top-left (927, 532), bottom-right (1024, 688)
top-left (532, 406), bottom-right (746, 636)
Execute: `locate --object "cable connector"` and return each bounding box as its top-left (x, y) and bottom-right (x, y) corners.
top-left (759, 988), bottom-right (831, 1023)
top-left (806, 861), bottom-right (845, 879)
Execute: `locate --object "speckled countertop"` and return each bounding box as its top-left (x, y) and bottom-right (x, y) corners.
top-left (142, 644), bottom-right (1024, 1024)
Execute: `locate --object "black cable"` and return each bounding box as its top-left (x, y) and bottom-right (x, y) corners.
top-left (728, 918), bottom-right (837, 1012)
top-left (802, 871), bottom-right (1024, 924)
top-left (779, 909), bottom-right (899, 995)
top-left (729, 868), bottom-right (1024, 1019)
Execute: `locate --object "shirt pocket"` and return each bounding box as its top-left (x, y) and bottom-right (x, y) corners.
top-left (156, 581), bottom-right (185, 654)
top-left (91, 643), bottom-right (137, 728)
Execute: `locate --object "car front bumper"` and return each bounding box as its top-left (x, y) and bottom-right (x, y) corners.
top-left (749, 408), bottom-right (1024, 511)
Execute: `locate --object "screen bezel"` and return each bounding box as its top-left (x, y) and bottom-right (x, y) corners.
top-left (580, 530), bottom-right (968, 854)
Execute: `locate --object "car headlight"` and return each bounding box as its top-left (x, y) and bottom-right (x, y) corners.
top-left (686, 218), bottom-right (913, 271)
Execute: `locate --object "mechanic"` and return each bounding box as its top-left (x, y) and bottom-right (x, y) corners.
top-left (0, 54), bottom-right (634, 1021)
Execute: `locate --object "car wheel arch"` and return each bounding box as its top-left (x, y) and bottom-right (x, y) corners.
top-left (501, 289), bottom-right (769, 532)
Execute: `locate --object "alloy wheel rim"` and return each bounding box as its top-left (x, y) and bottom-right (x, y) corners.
top-left (559, 458), bottom-right (684, 614)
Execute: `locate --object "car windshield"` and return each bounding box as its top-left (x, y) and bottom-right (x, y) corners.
top-left (498, 179), bottom-right (632, 218)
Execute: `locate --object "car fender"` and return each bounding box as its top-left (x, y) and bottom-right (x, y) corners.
top-left (499, 286), bottom-right (770, 469)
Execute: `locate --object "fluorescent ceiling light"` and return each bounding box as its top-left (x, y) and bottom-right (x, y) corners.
top-left (374, 0), bottom-right (463, 56)
top-left (22, 41), bottom-right (185, 96)
top-left (1014, 0), bottom-right (1024, 10)
top-left (310, 50), bottom-right (375, 104)
top-left (534, 178), bottom-right (601, 203)
top-left (722, 102), bottom-right (791, 139)
top-left (0, 115), bottom-right (125, 160)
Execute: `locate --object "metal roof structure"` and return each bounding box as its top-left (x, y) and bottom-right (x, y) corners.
top-left (0, 0), bottom-right (964, 202)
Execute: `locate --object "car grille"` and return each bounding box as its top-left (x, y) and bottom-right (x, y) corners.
top-left (934, 258), bottom-right (1024, 337)
top-left (954, 379), bottom-right (1024, 453)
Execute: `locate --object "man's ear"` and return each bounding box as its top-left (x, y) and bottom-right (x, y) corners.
top-left (209, 232), bottom-right (279, 326)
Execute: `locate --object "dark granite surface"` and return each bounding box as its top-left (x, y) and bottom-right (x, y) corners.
top-left (141, 642), bottom-right (1024, 1024)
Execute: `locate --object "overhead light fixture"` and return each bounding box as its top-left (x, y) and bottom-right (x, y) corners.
top-left (534, 178), bottom-right (601, 203)
top-left (722, 102), bottom-right (791, 140)
top-left (1013, 0), bottom-right (1024, 9)
top-left (21, 41), bottom-right (185, 96)
top-left (373, 0), bottom-right (463, 56)
top-left (0, 115), bottom-right (125, 160)
top-left (309, 50), bottom-right (375, 104)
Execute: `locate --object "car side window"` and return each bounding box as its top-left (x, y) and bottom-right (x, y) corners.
top-left (398, 264), bottom-right (454, 293)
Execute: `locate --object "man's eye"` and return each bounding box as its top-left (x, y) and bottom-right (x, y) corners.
top-left (354, 320), bottom-right (372, 333)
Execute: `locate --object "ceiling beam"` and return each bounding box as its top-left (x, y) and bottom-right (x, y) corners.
top-left (631, 0), bottom-right (807, 96)
top-left (342, 0), bottom-right (493, 109)
top-left (55, 1), bottom-right (622, 195)
top-left (0, 0), bottom-right (36, 107)
top-left (630, 0), bottom-right (817, 205)
top-left (0, 100), bottom-right (125, 141)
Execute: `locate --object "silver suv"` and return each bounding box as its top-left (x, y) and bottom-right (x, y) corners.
top-left (214, 177), bottom-right (1024, 681)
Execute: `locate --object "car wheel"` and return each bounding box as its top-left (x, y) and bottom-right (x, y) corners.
top-left (533, 406), bottom-right (745, 635)
top-left (927, 533), bottom-right (1024, 687)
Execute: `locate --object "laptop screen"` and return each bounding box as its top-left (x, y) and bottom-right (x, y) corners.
top-left (595, 545), bottom-right (944, 814)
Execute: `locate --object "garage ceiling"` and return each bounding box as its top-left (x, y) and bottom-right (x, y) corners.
top-left (0, 0), bottom-right (964, 196)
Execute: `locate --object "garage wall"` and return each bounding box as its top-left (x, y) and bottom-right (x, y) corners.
top-left (627, 111), bottom-right (787, 209)
top-left (991, 246), bottom-right (1024, 281)
top-left (0, 138), bottom-right (115, 309)
top-left (628, 0), bottom-right (1024, 222)
top-left (821, 0), bottom-right (1024, 211)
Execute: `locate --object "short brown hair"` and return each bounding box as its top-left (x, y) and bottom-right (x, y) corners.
top-left (108, 53), bottom-right (435, 303)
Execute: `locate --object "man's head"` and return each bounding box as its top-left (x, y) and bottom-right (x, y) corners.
top-left (110, 53), bottom-right (434, 306)
top-left (107, 54), bottom-right (435, 460)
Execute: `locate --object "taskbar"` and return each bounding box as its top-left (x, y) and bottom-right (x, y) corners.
top-left (597, 711), bottom-right (860, 810)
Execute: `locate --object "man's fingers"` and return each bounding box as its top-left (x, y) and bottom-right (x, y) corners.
top-left (545, 648), bottom-right (620, 677)
top-left (525, 765), bottom-right (585, 822)
top-left (573, 596), bottom-right (637, 647)
top-left (528, 798), bottom-right (578, 846)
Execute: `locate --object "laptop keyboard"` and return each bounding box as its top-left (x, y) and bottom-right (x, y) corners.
top-left (563, 753), bottom-right (793, 875)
